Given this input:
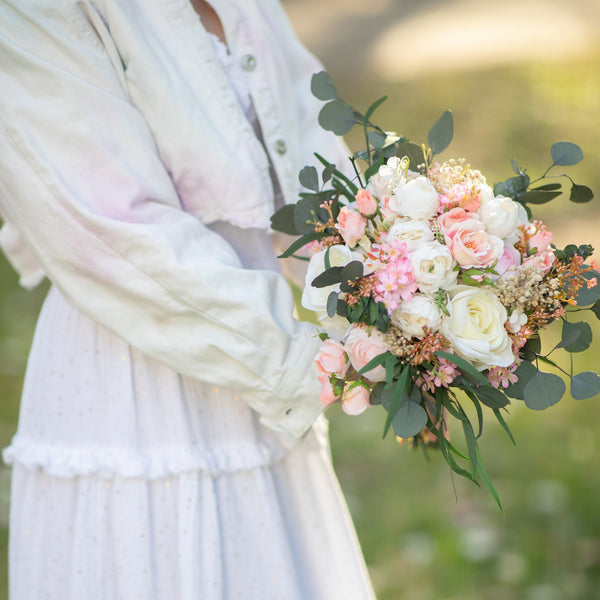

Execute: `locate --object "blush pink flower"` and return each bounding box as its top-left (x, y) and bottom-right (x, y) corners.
top-left (448, 223), bottom-right (504, 269)
top-left (317, 374), bottom-right (338, 407)
top-left (522, 249), bottom-right (555, 275)
top-left (341, 383), bottom-right (371, 415)
top-left (487, 364), bottom-right (519, 389)
top-left (314, 339), bottom-right (349, 377)
top-left (528, 225), bottom-right (553, 253)
top-left (438, 207), bottom-right (483, 243)
top-left (439, 183), bottom-right (483, 213)
top-left (345, 326), bottom-right (388, 382)
top-left (336, 207), bottom-right (367, 247)
top-left (355, 188), bottom-right (377, 217)
top-left (495, 242), bottom-right (522, 278)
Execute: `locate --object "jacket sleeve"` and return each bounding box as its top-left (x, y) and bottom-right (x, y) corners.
top-left (0, 3), bottom-right (323, 439)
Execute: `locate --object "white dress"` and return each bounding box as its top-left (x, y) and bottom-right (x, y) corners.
top-left (1, 11), bottom-right (376, 600)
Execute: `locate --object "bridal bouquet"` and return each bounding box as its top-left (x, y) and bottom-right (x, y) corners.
top-left (271, 72), bottom-right (600, 507)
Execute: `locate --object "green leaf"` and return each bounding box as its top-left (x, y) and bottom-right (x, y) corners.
top-left (521, 335), bottom-right (541, 362)
top-left (310, 71), bottom-right (338, 101)
top-left (396, 142), bottom-right (426, 171)
top-left (434, 350), bottom-right (489, 386)
top-left (573, 270), bottom-right (600, 306)
top-left (557, 320), bottom-right (592, 353)
top-left (571, 371), bottom-right (600, 400)
top-left (523, 371), bottom-right (565, 410)
top-left (428, 110), bottom-right (453, 156)
top-left (590, 299), bottom-right (600, 319)
top-left (505, 360), bottom-right (537, 400)
top-left (326, 291), bottom-right (338, 318)
top-left (570, 183), bottom-right (594, 204)
top-left (277, 232), bottom-right (323, 259)
top-left (392, 399), bottom-right (428, 438)
top-left (473, 385), bottom-right (510, 409)
top-left (293, 197), bottom-right (323, 234)
top-left (340, 260), bottom-right (364, 292)
top-left (322, 163), bottom-right (336, 185)
top-left (551, 141), bottom-right (584, 166)
top-left (534, 183), bottom-right (562, 191)
top-left (270, 204), bottom-right (298, 235)
top-left (519, 190), bottom-right (562, 204)
top-left (382, 366), bottom-right (409, 438)
top-left (299, 166), bottom-right (319, 192)
top-left (363, 96), bottom-right (388, 125)
top-left (493, 408), bottom-right (516, 445)
top-left (358, 350), bottom-right (393, 377)
top-left (318, 100), bottom-right (357, 136)
top-left (311, 266), bottom-right (343, 288)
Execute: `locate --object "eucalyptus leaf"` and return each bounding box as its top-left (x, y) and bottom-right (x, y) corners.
top-left (299, 166), bottom-right (319, 192)
top-left (270, 204), bottom-right (298, 235)
top-left (322, 163), bottom-right (336, 184)
top-left (590, 299), bottom-right (600, 320)
top-left (318, 100), bottom-right (357, 136)
top-left (473, 385), bottom-right (510, 409)
top-left (277, 232), bottom-right (323, 259)
top-left (310, 71), bottom-right (338, 101)
top-left (341, 260), bottom-right (364, 282)
top-left (519, 190), bottom-right (562, 204)
top-left (392, 400), bottom-right (428, 439)
top-left (570, 183), bottom-right (594, 203)
top-left (521, 335), bottom-right (541, 362)
top-left (326, 291), bottom-right (338, 318)
top-left (551, 141), bottom-right (583, 166)
top-left (363, 96), bottom-right (388, 125)
top-left (311, 266), bottom-right (343, 288)
top-left (557, 320), bottom-right (592, 353)
top-left (534, 183), bottom-right (562, 191)
top-left (382, 367), bottom-right (410, 438)
top-left (367, 130), bottom-right (386, 149)
top-left (523, 371), bottom-right (565, 410)
top-left (571, 371), bottom-right (600, 400)
top-left (293, 197), bottom-right (324, 234)
top-left (428, 110), bottom-right (453, 156)
top-left (396, 142), bottom-right (426, 170)
top-left (504, 360), bottom-right (537, 400)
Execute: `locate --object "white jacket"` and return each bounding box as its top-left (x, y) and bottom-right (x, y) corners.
top-left (0, 0), bottom-right (349, 438)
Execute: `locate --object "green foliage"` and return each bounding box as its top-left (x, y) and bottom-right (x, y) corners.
top-left (428, 110), bottom-right (454, 157)
top-left (523, 371), bottom-right (565, 410)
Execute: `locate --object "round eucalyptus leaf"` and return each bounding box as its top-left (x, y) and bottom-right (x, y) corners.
top-left (318, 100), bottom-right (357, 136)
top-left (570, 183), bottom-right (594, 203)
top-left (392, 400), bottom-right (428, 439)
top-left (571, 371), bottom-right (600, 400)
top-left (310, 71), bottom-right (338, 101)
top-left (299, 166), bottom-right (319, 192)
top-left (557, 320), bottom-right (592, 353)
top-left (573, 270), bottom-right (600, 306)
top-left (523, 371), bottom-right (565, 410)
top-left (505, 360), bottom-right (537, 400)
top-left (428, 110), bottom-right (453, 156)
top-left (551, 141), bottom-right (583, 166)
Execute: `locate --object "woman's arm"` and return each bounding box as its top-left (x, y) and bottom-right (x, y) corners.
top-left (0, 1), bottom-right (322, 438)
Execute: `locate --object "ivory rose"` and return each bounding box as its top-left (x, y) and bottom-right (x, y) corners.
top-left (314, 339), bottom-right (349, 376)
top-left (391, 294), bottom-right (443, 338)
top-left (477, 195), bottom-right (521, 239)
top-left (344, 326), bottom-right (388, 382)
top-left (389, 176), bottom-right (440, 219)
top-left (336, 206), bottom-right (367, 247)
top-left (368, 156), bottom-right (405, 198)
top-left (302, 245), bottom-right (355, 312)
top-left (385, 218), bottom-right (434, 251)
top-left (341, 383), bottom-right (371, 415)
top-left (355, 188), bottom-right (377, 216)
top-left (441, 285), bottom-right (514, 371)
top-left (408, 241), bottom-right (457, 293)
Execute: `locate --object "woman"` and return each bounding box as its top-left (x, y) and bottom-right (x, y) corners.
top-left (0, 0), bottom-right (375, 598)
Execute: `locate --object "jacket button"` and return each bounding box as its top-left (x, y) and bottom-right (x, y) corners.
top-left (275, 139), bottom-right (287, 155)
top-left (240, 54), bottom-right (257, 71)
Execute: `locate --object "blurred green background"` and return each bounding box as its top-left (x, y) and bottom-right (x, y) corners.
top-left (1, 1), bottom-right (599, 598)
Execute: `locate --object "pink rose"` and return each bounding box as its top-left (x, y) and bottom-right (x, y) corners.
top-left (355, 188), bottom-right (377, 217)
top-left (448, 223), bottom-right (504, 269)
top-left (336, 207), bottom-right (367, 247)
top-left (528, 228), bottom-right (553, 253)
top-left (438, 207), bottom-right (482, 243)
top-left (314, 339), bottom-right (349, 377)
top-left (342, 384), bottom-right (371, 415)
top-left (522, 249), bottom-right (555, 275)
top-left (345, 326), bottom-right (388, 382)
top-left (495, 242), bottom-right (522, 278)
top-left (318, 374), bottom-right (338, 407)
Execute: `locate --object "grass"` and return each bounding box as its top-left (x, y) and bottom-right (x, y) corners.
top-left (0, 48), bottom-right (599, 600)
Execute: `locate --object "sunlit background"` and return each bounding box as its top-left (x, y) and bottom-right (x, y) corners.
top-left (0, 1), bottom-right (599, 598)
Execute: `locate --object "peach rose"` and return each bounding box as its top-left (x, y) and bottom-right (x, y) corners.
top-left (342, 383), bottom-right (371, 415)
top-left (355, 188), bottom-right (377, 216)
top-left (495, 242), bottom-right (521, 278)
top-left (522, 249), bottom-right (555, 275)
top-left (448, 222), bottom-right (504, 269)
top-left (318, 374), bottom-right (338, 407)
top-left (314, 339), bottom-right (349, 377)
top-left (438, 207), bottom-right (483, 243)
top-left (336, 207), bottom-right (367, 247)
top-left (344, 326), bottom-right (388, 382)
top-left (528, 228), bottom-right (553, 253)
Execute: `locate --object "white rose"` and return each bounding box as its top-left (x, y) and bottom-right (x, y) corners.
top-left (368, 156), bottom-right (405, 198)
top-left (409, 241), bottom-right (458, 293)
top-left (477, 195), bottom-right (522, 239)
top-left (389, 176), bottom-right (440, 220)
top-left (390, 294), bottom-right (442, 338)
top-left (385, 218), bottom-right (434, 251)
top-left (301, 246), bottom-right (355, 312)
top-left (317, 312), bottom-right (350, 341)
top-left (441, 285), bottom-right (514, 371)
